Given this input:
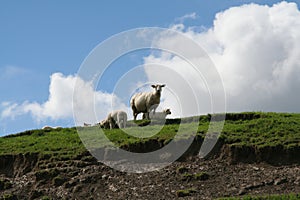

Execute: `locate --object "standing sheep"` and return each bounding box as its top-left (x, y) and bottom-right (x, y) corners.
top-left (100, 110), bottom-right (127, 129)
top-left (130, 84), bottom-right (165, 121)
top-left (142, 108), bottom-right (171, 120)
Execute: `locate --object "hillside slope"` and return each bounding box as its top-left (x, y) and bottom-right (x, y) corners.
top-left (0, 112), bottom-right (299, 199)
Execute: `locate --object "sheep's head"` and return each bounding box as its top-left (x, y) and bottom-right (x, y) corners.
top-left (99, 119), bottom-right (109, 129)
top-left (151, 84), bottom-right (165, 95)
top-left (164, 108), bottom-right (171, 115)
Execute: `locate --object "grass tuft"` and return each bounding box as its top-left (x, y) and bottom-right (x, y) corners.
top-left (176, 188), bottom-right (197, 197)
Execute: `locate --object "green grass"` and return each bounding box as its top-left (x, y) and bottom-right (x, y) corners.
top-left (0, 128), bottom-right (85, 159)
top-left (221, 112), bottom-right (300, 148)
top-left (0, 112), bottom-right (299, 158)
top-left (194, 172), bottom-right (209, 180)
top-left (218, 193), bottom-right (300, 200)
top-left (176, 188), bottom-right (197, 197)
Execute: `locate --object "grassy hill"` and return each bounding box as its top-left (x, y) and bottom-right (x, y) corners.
top-left (0, 112), bottom-right (299, 162)
top-left (0, 112), bottom-right (300, 199)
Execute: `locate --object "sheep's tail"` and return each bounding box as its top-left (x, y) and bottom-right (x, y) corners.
top-left (130, 96), bottom-right (137, 111)
top-left (130, 97), bottom-right (134, 107)
top-left (118, 113), bottom-right (127, 128)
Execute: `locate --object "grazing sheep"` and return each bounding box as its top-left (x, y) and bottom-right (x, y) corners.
top-left (83, 123), bottom-right (92, 127)
top-left (99, 119), bottom-right (110, 129)
top-left (42, 126), bottom-right (62, 130)
top-left (42, 126), bottom-right (54, 130)
top-left (130, 84), bottom-right (165, 120)
top-left (142, 108), bottom-right (171, 120)
top-left (100, 110), bottom-right (127, 129)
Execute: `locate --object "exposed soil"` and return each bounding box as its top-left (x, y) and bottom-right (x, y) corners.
top-left (0, 141), bottom-right (300, 200)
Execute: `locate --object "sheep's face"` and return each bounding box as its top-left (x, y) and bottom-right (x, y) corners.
top-left (100, 120), bottom-right (109, 129)
top-left (151, 84), bottom-right (165, 94)
top-left (164, 108), bottom-right (171, 115)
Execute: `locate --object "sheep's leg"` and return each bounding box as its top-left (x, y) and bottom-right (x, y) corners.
top-left (145, 108), bottom-right (150, 120)
top-left (121, 115), bottom-right (125, 128)
top-left (109, 121), bottom-right (113, 129)
top-left (133, 112), bottom-right (138, 121)
top-left (109, 118), bottom-right (115, 129)
top-left (124, 114), bottom-right (127, 128)
top-left (118, 115), bottom-right (124, 128)
top-left (116, 115), bottom-right (121, 128)
top-left (131, 101), bottom-right (138, 121)
top-left (119, 119), bottom-right (123, 128)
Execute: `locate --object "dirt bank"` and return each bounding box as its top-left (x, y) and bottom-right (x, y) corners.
top-left (0, 139), bottom-right (300, 199)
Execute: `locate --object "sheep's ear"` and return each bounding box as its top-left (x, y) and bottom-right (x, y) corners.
top-left (161, 84), bottom-right (166, 87)
top-left (151, 85), bottom-right (156, 88)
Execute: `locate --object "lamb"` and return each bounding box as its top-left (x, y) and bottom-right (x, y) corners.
top-left (142, 108), bottom-right (171, 120)
top-left (130, 84), bottom-right (165, 120)
top-left (42, 126), bottom-right (62, 130)
top-left (42, 126), bottom-right (54, 130)
top-left (100, 110), bottom-right (127, 129)
top-left (99, 119), bottom-right (110, 129)
top-left (83, 123), bottom-right (92, 127)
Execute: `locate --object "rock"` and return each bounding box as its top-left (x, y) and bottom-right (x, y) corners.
top-left (109, 184), bottom-right (118, 192)
top-left (73, 185), bottom-right (82, 193)
top-left (52, 176), bottom-right (67, 186)
top-left (252, 166), bottom-right (259, 171)
top-left (238, 188), bottom-right (247, 195)
top-left (245, 182), bottom-right (264, 190)
top-left (64, 179), bottom-right (77, 188)
top-left (264, 179), bottom-right (274, 185)
top-left (274, 178), bottom-right (287, 185)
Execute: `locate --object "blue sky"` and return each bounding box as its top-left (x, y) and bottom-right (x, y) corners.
top-left (1, 0), bottom-right (299, 135)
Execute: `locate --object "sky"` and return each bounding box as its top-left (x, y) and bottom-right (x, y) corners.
top-left (0, 0), bottom-right (300, 136)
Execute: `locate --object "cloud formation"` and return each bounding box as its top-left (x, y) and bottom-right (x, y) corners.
top-left (0, 66), bottom-right (31, 80)
top-left (144, 1), bottom-right (300, 114)
top-left (2, 2), bottom-right (300, 127)
top-left (175, 12), bottom-right (197, 23)
top-left (1, 73), bottom-right (127, 125)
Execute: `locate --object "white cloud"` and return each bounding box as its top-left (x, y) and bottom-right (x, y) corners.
top-left (143, 58), bottom-right (212, 118)
top-left (0, 66), bottom-right (30, 80)
top-left (1, 73), bottom-right (127, 125)
top-left (175, 12), bottom-right (197, 23)
top-left (144, 1), bottom-right (300, 114)
top-left (2, 1), bottom-right (300, 128)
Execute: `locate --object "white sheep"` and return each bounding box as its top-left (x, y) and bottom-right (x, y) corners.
top-left (99, 119), bottom-right (110, 129)
top-left (42, 126), bottom-right (62, 130)
top-left (130, 84), bottom-right (165, 120)
top-left (83, 123), bottom-right (92, 127)
top-left (42, 126), bottom-right (53, 130)
top-left (142, 108), bottom-right (171, 120)
top-left (100, 110), bottom-right (127, 129)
